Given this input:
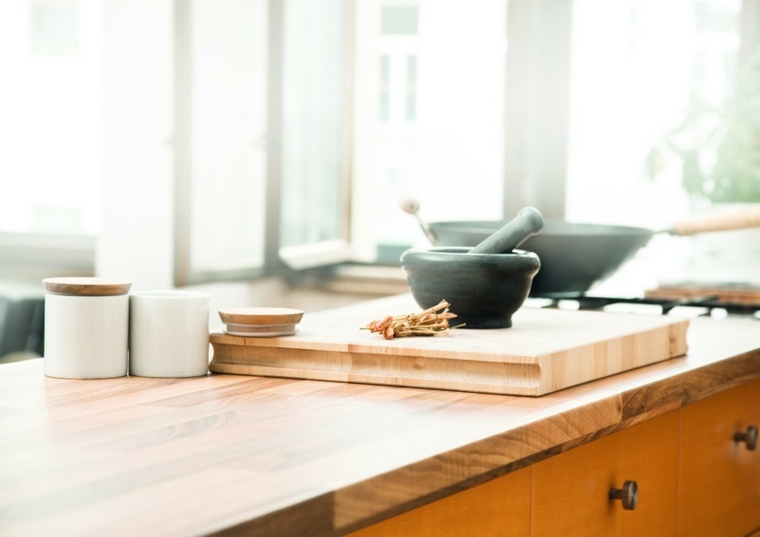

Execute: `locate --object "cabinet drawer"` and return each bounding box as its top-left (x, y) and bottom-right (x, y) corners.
top-left (532, 410), bottom-right (679, 536)
top-left (680, 378), bottom-right (760, 537)
top-left (347, 465), bottom-right (531, 537)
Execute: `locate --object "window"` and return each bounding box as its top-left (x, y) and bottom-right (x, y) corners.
top-left (278, 0), bottom-right (350, 267)
top-left (177, 0), bottom-right (269, 283)
top-left (352, 0), bottom-right (509, 263)
top-left (0, 1), bottom-right (103, 237)
top-left (0, 0), bottom-right (101, 280)
top-left (565, 0), bottom-right (744, 228)
top-left (381, 4), bottom-right (418, 35)
top-left (177, 0), bottom-right (509, 280)
top-left (2, 0), bottom-right (756, 288)
top-left (176, 0), bottom-right (351, 284)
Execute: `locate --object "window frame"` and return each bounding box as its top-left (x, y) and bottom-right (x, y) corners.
top-left (169, 0), bottom-right (760, 285)
top-left (173, 0), bottom-right (357, 286)
top-left (5, 1), bottom-right (757, 285)
top-left (502, 0), bottom-right (573, 220)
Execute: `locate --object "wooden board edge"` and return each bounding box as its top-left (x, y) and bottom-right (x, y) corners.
top-left (208, 345), bottom-right (544, 397)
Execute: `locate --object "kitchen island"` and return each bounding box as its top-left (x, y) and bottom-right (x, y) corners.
top-left (1, 303), bottom-right (759, 536)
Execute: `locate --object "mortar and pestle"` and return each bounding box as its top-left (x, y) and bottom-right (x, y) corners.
top-left (400, 207), bottom-right (544, 329)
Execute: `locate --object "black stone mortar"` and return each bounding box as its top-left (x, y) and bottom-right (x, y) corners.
top-left (400, 247), bottom-right (541, 329)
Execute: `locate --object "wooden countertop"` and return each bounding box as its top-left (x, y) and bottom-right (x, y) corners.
top-left (1, 312), bottom-right (759, 536)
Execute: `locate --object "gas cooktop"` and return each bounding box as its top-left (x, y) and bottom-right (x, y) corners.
top-left (528, 282), bottom-right (760, 319)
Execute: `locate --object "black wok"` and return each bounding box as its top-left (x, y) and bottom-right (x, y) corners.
top-left (428, 220), bottom-right (650, 296)
top-left (427, 209), bottom-right (760, 297)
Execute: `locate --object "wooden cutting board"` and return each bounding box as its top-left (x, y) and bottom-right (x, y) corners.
top-left (208, 295), bottom-right (689, 396)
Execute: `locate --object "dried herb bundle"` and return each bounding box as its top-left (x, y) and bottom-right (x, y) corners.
top-left (363, 300), bottom-right (462, 340)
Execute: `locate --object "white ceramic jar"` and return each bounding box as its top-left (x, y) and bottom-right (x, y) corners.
top-left (43, 277), bottom-right (132, 379)
top-left (129, 290), bottom-right (211, 378)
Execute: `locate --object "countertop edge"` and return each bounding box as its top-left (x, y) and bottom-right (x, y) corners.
top-left (327, 347), bottom-right (760, 536)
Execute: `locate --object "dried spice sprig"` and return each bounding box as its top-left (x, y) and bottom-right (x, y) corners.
top-left (363, 300), bottom-right (463, 340)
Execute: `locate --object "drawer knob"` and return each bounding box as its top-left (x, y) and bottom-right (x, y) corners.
top-left (734, 425), bottom-right (758, 451)
top-left (609, 480), bottom-right (638, 510)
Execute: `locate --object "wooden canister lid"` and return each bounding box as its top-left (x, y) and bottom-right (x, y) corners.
top-left (218, 307), bottom-right (304, 325)
top-left (42, 277), bottom-right (132, 296)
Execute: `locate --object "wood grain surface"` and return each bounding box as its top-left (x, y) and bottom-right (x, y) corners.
top-left (670, 205), bottom-right (760, 236)
top-left (348, 466), bottom-right (532, 537)
top-left (680, 378), bottom-right (760, 537)
top-left (645, 284), bottom-right (760, 305)
top-left (209, 295), bottom-right (689, 396)
top-left (0, 309), bottom-right (759, 537)
top-left (41, 277), bottom-right (132, 296)
top-left (218, 307), bottom-right (304, 325)
top-left (532, 410), bottom-right (680, 536)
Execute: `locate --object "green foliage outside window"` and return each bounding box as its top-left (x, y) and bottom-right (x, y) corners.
top-left (649, 48), bottom-right (760, 203)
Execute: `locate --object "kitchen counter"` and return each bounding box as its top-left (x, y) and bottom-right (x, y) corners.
top-left (1, 310), bottom-right (759, 536)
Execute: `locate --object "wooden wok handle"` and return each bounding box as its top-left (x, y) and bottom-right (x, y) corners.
top-left (670, 206), bottom-right (760, 236)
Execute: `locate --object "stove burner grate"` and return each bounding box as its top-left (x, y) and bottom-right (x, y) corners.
top-left (531, 294), bottom-right (760, 317)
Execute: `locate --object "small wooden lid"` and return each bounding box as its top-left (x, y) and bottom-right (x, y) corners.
top-left (218, 307), bottom-right (304, 326)
top-left (42, 277), bottom-right (132, 296)
top-left (223, 322), bottom-right (298, 337)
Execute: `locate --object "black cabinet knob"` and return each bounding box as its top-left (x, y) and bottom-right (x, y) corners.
top-left (734, 425), bottom-right (758, 451)
top-left (609, 480), bottom-right (638, 511)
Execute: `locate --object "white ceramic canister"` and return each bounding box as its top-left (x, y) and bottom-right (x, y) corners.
top-left (43, 277), bottom-right (132, 379)
top-left (129, 290), bottom-right (211, 378)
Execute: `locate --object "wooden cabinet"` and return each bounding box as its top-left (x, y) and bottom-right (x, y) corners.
top-left (347, 466), bottom-right (531, 537)
top-left (680, 378), bottom-right (760, 537)
top-left (349, 382), bottom-right (760, 537)
top-left (532, 410), bottom-right (680, 536)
